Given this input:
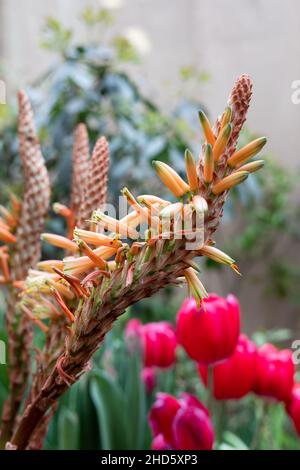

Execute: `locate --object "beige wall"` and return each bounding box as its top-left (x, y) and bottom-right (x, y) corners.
top-left (0, 0), bottom-right (299, 332)
top-left (2, 0), bottom-right (300, 168)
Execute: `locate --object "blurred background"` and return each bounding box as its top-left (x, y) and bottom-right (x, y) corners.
top-left (0, 0), bottom-right (300, 450)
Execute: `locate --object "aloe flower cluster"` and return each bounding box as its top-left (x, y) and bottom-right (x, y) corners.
top-left (0, 75), bottom-right (268, 450)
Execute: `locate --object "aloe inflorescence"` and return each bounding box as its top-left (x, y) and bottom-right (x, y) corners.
top-left (0, 75), bottom-right (267, 449)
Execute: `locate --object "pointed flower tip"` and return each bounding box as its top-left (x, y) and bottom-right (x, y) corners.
top-left (228, 136), bottom-right (267, 168)
top-left (152, 160), bottom-right (190, 198)
top-left (238, 160), bottom-right (265, 174)
top-left (212, 171), bottom-right (249, 195)
top-left (185, 149), bottom-right (198, 191)
top-left (213, 123), bottom-right (232, 161)
top-left (198, 109), bottom-right (216, 146)
top-left (231, 264), bottom-right (242, 276)
top-left (41, 233), bottom-right (78, 252)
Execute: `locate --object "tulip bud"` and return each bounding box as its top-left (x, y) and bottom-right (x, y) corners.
top-left (173, 403), bottom-right (214, 450)
top-left (199, 334), bottom-right (257, 399)
top-left (151, 434), bottom-right (170, 450)
top-left (287, 384), bottom-right (300, 436)
top-left (149, 393), bottom-right (181, 446)
top-left (125, 320), bottom-right (177, 368)
top-left (149, 392), bottom-right (214, 450)
top-left (252, 344), bottom-right (295, 402)
top-left (177, 294), bottom-right (240, 364)
top-left (141, 367), bottom-right (156, 394)
top-left (143, 322), bottom-right (177, 368)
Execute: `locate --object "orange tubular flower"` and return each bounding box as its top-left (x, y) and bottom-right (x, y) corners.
top-left (0, 227), bottom-right (16, 244)
top-left (36, 260), bottom-right (64, 272)
top-left (93, 211), bottom-right (139, 240)
top-left (64, 246), bottom-right (117, 276)
top-left (213, 123), bottom-right (232, 162)
top-left (220, 106), bottom-right (232, 130)
top-left (73, 228), bottom-right (122, 248)
top-left (237, 160), bottom-right (265, 174)
top-left (227, 136), bottom-right (267, 168)
top-left (0, 205), bottom-right (17, 228)
top-left (53, 203), bottom-right (73, 219)
top-left (185, 149), bottom-right (198, 191)
top-left (198, 245), bottom-right (240, 274)
top-left (198, 110), bottom-right (216, 146)
top-left (203, 144), bottom-right (214, 183)
top-left (51, 289), bottom-right (76, 323)
top-left (152, 161), bottom-right (190, 198)
top-left (41, 233), bottom-right (78, 253)
top-left (212, 171), bottom-right (249, 195)
top-left (0, 251), bottom-right (10, 281)
top-left (21, 305), bottom-right (49, 333)
top-left (76, 239), bottom-right (108, 270)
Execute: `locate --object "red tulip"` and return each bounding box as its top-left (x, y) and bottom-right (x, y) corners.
top-left (252, 343), bottom-right (295, 402)
top-left (141, 367), bottom-right (156, 394)
top-left (287, 384), bottom-right (300, 436)
top-left (149, 392), bottom-right (214, 450)
top-left (176, 294), bottom-right (240, 364)
top-left (199, 334), bottom-right (257, 399)
top-left (151, 434), bottom-right (171, 450)
top-left (143, 322), bottom-right (177, 368)
top-left (125, 319), bottom-right (177, 368)
top-left (125, 318), bottom-right (142, 340)
top-left (149, 393), bottom-right (181, 446)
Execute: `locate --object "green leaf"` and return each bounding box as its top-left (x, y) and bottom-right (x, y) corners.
top-left (125, 351), bottom-right (147, 449)
top-left (221, 431), bottom-right (249, 450)
top-left (90, 370), bottom-right (130, 450)
top-left (58, 408), bottom-right (79, 450)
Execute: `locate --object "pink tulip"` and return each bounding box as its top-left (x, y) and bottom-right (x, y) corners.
top-left (199, 334), bottom-right (257, 399)
top-left (287, 383), bottom-right (300, 436)
top-left (141, 367), bottom-right (156, 394)
top-left (125, 319), bottom-right (177, 368)
top-left (149, 392), bottom-right (214, 450)
top-left (176, 294), bottom-right (240, 364)
top-left (252, 343), bottom-right (295, 402)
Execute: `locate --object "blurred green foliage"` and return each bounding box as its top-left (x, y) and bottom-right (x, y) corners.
top-left (0, 12), bottom-right (199, 207)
